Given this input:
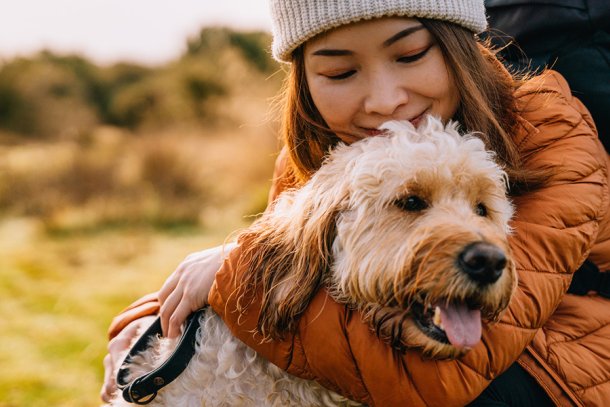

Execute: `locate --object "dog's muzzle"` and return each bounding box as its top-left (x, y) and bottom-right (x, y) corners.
top-left (412, 242), bottom-right (509, 350)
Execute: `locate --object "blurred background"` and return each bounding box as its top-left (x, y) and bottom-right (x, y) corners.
top-left (0, 1), bottom-right (283, 405)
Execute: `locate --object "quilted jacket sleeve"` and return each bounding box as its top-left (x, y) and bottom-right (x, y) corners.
top-left (208, 71), bottom-right (609, 406)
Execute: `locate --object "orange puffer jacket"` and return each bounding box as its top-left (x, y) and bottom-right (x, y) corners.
top-left (109, 71), bottom-right (610, 406)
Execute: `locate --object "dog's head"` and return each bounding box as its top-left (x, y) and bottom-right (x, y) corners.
top-left (237, 116), bottom-right (516, 359)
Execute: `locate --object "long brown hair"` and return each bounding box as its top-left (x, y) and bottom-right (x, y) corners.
top-left (278, 19), bottom-right (544, 194)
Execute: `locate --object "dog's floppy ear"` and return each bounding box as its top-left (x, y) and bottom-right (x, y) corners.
top-left (236, 173), bottom-right (347, 340)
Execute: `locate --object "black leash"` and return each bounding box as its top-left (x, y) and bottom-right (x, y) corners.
top-left (116, 308), bottom-right (205, 404)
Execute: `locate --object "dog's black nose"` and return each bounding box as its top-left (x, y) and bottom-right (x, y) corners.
top-left (458, 242), bottom-right (506, 285)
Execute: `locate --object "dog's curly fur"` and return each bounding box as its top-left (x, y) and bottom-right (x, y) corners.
top-left (109, 117), bottom-right (516, 406)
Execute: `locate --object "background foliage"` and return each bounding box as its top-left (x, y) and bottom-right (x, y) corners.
top-left (0, 27), bottom-right (284, 406)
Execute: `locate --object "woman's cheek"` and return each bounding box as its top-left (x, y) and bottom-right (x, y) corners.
top-left (313, 88), bottom-right (353, 128)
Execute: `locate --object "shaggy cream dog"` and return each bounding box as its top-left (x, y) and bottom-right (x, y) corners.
top-left (110, 117), bottom-right (516, 406)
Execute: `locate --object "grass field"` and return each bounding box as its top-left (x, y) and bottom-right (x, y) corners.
top-left (0, 219), bottom-right (247, 407)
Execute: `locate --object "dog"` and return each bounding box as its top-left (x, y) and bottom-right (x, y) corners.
top-left (109, 116), bottom-right (516, 406)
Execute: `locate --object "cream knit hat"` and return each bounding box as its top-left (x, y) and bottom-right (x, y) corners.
top-left (270, 0), bottom-right (487, 62)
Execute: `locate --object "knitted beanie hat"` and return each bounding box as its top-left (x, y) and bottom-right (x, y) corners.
top-left (269, 0), bottom-right (487, 62)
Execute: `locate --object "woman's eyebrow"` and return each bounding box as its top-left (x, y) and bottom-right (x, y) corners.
top-left (311, 24), bottom-right (426, 56)
top-left (383, 25), bottom-right (425, 47)
top-left (311, 49), bottom-right (354, 57)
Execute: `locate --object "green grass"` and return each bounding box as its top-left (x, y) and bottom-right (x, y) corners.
top-left (0, 222), bottom-right (242, 406)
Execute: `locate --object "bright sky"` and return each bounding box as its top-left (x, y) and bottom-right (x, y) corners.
top-left (0, 0), bottom-right (272, 66)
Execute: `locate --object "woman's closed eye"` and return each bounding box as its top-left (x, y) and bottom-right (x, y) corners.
top-left (397, 44), bottom-right (433, 64)
top-left (326, 70), bottom-right (356, 80)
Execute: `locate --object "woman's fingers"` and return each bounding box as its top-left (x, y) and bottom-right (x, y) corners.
top-left (157, 264), bottom-right (186, 305)
top-left (160, 287), bottom-right (184, 337)
top-left (167, 299), bottom-right (195, 338)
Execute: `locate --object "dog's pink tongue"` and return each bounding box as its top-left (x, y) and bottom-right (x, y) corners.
top-left (439, 303), bottom-right (482, 349)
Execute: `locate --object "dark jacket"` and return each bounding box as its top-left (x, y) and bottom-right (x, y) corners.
top-left (485, 0), bottom-right (610, 151)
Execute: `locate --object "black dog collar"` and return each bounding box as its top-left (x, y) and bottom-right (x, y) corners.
top-left (116, 308), bottom-right (205, 404)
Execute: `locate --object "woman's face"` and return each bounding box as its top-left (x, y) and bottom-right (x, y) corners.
top-left (304, 17), bottom-right (460, 143)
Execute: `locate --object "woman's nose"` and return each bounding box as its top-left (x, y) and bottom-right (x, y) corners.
top-left (363, 73), bottom-right (409, 116)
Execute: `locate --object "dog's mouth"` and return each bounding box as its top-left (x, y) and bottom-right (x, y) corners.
top-left (412, 299), bottom-right (482, 349)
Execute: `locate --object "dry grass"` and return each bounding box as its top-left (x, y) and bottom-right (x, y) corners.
top-left (0, 76), bottom-right (281, 232)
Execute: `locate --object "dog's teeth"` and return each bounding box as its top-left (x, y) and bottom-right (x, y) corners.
top-left (433, 306), bottom-right (442, 327)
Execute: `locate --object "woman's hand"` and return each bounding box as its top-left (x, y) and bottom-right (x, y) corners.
top-left (158, 242), bottom-right (237, 338)
top-left (100, 315), bottom-right (156, 403)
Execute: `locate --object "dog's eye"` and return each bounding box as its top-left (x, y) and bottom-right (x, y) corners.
top-left (476, 203), bottom-right (488, 217)
top-left (395, 195), bottom-right (428, 212)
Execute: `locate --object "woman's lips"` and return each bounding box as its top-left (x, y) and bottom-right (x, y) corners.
top-left (360, 112), bottom-right (428, 136)
top-left (409, 112), bottom-right (426, 127)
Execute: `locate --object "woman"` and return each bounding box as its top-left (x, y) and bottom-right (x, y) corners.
top-left (101, 1), bottom-right (610, 405)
